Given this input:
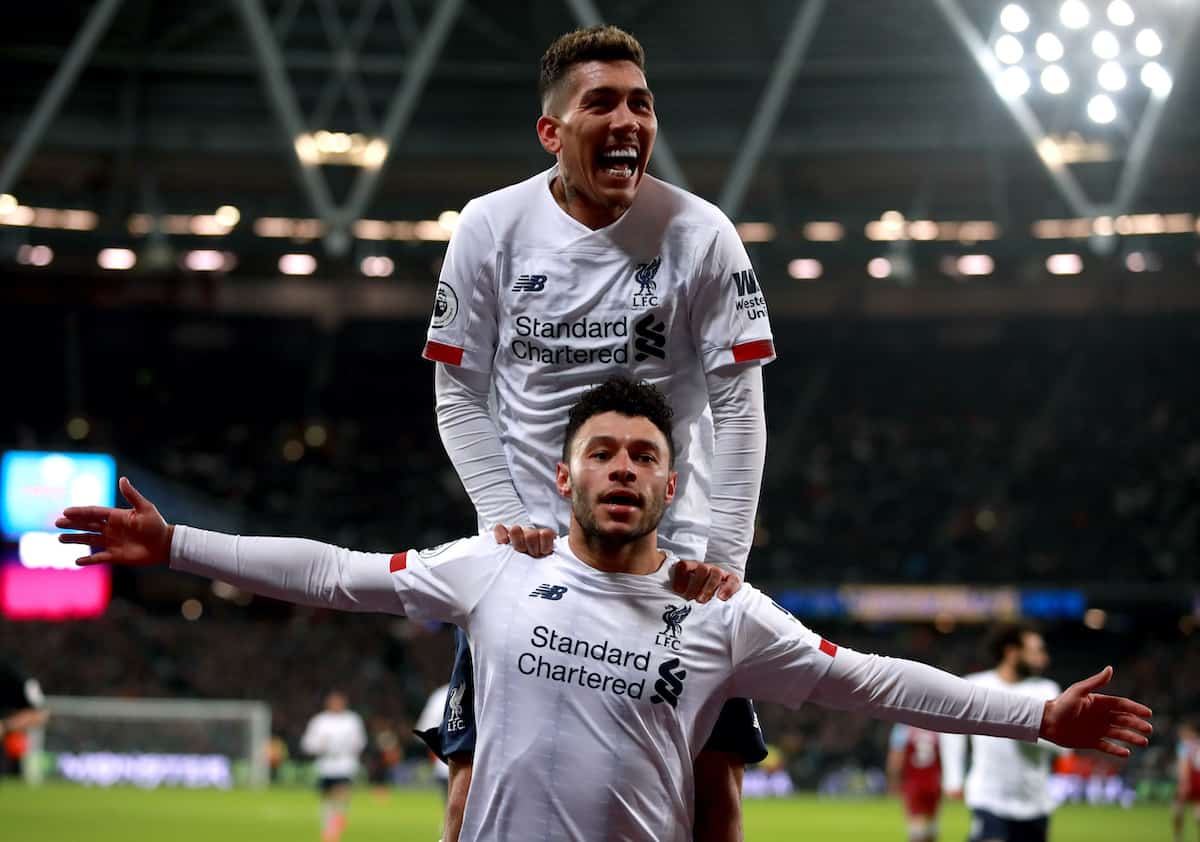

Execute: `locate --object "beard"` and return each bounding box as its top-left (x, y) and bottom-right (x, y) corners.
top-left (1014, 658), bottom-right (1041, 680)
top-left (572, 487), bottom-right (668, 549)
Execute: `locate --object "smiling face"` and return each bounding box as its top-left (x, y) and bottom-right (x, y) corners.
top-left (557, 410), bottom-right (675, 549)
top-left (537, 59), bottom-right (658, 229)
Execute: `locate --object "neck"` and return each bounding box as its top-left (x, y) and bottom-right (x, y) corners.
top-left (550, 172), bottom-right (629, 230)
top-left (566, 521), bottom-right (664, 575)
top-left (995, 663), bottom-right (1022, 684)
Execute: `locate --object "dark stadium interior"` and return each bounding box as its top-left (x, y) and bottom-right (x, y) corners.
top-left (1, 0), bottom-right (1198, 820)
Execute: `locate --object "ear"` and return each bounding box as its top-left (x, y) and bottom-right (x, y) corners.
top-left (537, 114), bottom-right (562, 155)
top-left (663, 469), bottom-right (677, 506)
top-left (555, 461), bottom-right (572, 499)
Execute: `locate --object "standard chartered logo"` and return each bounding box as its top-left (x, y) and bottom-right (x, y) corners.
top-left (509, 315), bottom-right (630, 366)
top-left (650, 658), bottom-right (687, 708)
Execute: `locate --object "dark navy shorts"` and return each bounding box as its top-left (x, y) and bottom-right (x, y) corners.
top-left (414, 627), bottom-right (768, 764)
top-left (317, 775), bottom-right (352, 794)
top-left (969, 809), bottom-right (1049, 842)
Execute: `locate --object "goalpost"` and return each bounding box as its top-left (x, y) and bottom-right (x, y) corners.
top-left (25, 695), bottom-right (271, 789)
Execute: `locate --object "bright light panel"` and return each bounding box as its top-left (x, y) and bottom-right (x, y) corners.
top-left (183, 250), bottom-right (230, 272)
top-left (1060, 0), bottom-right (1090, 29)
top-left (1135, 28), bottom-right (1162, 57)
top-left (1087, 93), bottom-right (1117, 124)
top-left (1106, 1), bottom-right (1134, 27)
top-left (1000, 4), bottom-right (1030, 32)
top-left (995, 34), bottom-right (1025, 64)
top-left (1046, 253), bottom-right (1084, 275)
top-left (787, 259), bottom-right (823, 280)
top-left (360, 256), bottom-right (394, 277)
top-left (996, 66), bottom-right (1031, 98)
top-left (1098, 61), bottom-right (1127, 91)
top-left (1041, 65), bottom-right (1071, 94)
top-left (1092, 30), bottom-right (1120, 60)
top-left (957, 254), bottom-right (995, 276)
top-left (1036, 32), bottom-right (1065, 62)
top-left (97, 248), bottom-right (136, 270)
top-left (279, 253), bottom-right (317, 275)
top-left (867, 257), bottom-right (892, 279)
top-left (16, 244), bottom-right (53, 266)
top-left (1140, 61), bottom-right (1172, 96)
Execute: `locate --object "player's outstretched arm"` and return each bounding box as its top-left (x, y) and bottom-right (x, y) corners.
top-left (57, 477), bottom-right (402, 614)
top-left (1038, 666), bottom-right (1153, 757)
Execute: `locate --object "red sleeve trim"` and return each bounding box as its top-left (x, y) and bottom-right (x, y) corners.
top-left (819, 638), bottom-right (838, 658)
top-left (422, 340), bottom-right (464, 366)
top-left (731, 338), bottom-right (775, 363)
top-left (389, 552), bottom-right (408, 573)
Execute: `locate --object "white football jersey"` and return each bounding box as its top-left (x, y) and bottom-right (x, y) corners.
top-left (423, 167), bottom-right (775, 559)
top-left (389, 535), bottom-right (832, 842)
top-left (940, 670), bottom-right (1061, 819)
top-left (300, 709), bottom-right (367, 779)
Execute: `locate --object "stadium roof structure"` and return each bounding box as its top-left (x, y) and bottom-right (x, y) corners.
top-left (1, 0), bottom-right (1198, 294)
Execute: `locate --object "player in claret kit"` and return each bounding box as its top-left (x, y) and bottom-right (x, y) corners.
top-left (59, 377), bottom-right (1155, 842)
top-left (887, 724), bottom-right (942, 842)
top-left (423, 23), bottom-right (775, 841)
top-left (1176, 720), bottom-right (1200, 842)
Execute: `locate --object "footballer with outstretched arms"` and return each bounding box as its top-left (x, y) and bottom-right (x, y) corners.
top-left (59, 377), bottom-right (1154, 842)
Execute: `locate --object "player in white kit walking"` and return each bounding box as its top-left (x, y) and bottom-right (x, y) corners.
top-left (423, 25), bottom-right (773, 841)
top-left (59, 378), bottom-right (1154, 842)
top-left (301, 690), bottom-right (368, 842)
top-left (940, 624), bottom-right (1063, 842)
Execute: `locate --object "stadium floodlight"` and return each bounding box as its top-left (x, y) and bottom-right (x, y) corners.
top-left (995, 34), bottom-right (1025, 64)
top-left (996, 66), bottom-right (1032, 98)
top-left (183, 250), bottom-right (234, 273)
top-left (1041, 65), bottom-right (1071, 94)
top-left (1124, 251), bottom-right (1147, 272)
top-left (1106, 0), bottom-right (1134, 27)
top-left (1140, 61), bottom-right (1172, 97)
top-left (29, 696), bottom-right (271, 788)
top-left (1098, 61), bottom-right (1127, 91)
top-left (16, 244), bottom-right (53, 266)
top-left (97, 248), bottom-right (136, 270)
top-left (1060, 0), bottom-right (1090, 30)
top-left (1036, 32), bottom-right (1066, 62)
top-left (803, 221), bottom-right (844, 241)
top-left (0, 193), bottom-right (16, 214)
top-left (867, 257), bottom-right (892, 279)
top-left (360, 255), bottom-right (394, 277)
top-left (214, 205), bottom-right (240, 228)
top-left (278, 253), bottom-right (317, 275)
top-left (1087, 93), bottom-right (1118, 124)
top-left (1046, 253), bottom-right (1084, 274)
top-left (787, 258), bottom-right (822, 280)
top-left (1134, 28), bottom-right (1162, 57)
top-left (957, 254), bottom-right (995, 276)
top-left (1091, 30), bottom-right (1120, 59)
top-left (1000, 4), bottom-right (1030, 33)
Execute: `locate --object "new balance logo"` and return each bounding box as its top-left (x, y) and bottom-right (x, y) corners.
top-left (512, 274), bottom-right (547, 292)
top-left (633, 312), bottom-right (666, 361)
top-left (732, 269), bottom-right (758, 297)
top-left (529, 584), bottom-right (568, 600)
top-left (650, 657), bottom-right (687, 708)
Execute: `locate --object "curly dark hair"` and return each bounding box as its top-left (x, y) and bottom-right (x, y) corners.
top-left (986, 622), bottom-right (1039, 666)
top-left (562, 376), bottom-right (674, 466)
top-left (539, 25), bottom-right (646, 111)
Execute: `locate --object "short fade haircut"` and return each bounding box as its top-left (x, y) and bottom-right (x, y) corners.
top-left (986, 622), bottom-right (1039, 665)
top-left (562, 376), bottom-right (675, 466)
top-left (539, 25), bottom-right (646, 112)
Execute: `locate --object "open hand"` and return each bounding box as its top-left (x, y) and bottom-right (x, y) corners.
top-left (493, 523), bottom-right (556, 558)
top-left (670, 560), bottom-right (741, 604)
top-left (1039, 666), bottom-right (1153, 757)
top-left (55, 477), bottom-right (172, 567)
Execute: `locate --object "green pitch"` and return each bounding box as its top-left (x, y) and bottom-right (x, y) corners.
top-left (0, 783), bottom-right (1166, 841)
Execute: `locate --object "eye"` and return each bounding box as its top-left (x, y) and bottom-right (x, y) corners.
top-left (590, 450), bottom-right (611, 461)
top-left (636, 452), bottom-right (658, 464)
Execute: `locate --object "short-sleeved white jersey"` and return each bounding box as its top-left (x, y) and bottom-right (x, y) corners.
top-left (940, 670), bottom-right (1060, 820)
top-left (422, 167), bottom-right (775, 559)
top-left (300, 709), bottom-right (367, 779)
top-left (389, 535), bottom-right (832, 842)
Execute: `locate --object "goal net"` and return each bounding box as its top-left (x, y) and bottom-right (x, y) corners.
top-left (25, 695), bottom-right (271, 789)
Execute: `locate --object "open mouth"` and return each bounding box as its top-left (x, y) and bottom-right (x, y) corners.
top-left (597, 146), bottom-right (639, 180)
top-left (600, 489), bottom-right (642, 508)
